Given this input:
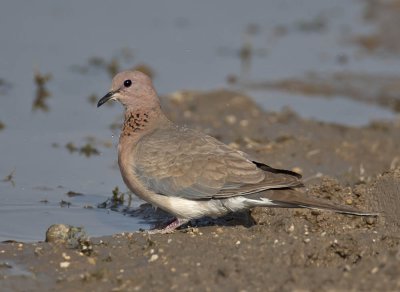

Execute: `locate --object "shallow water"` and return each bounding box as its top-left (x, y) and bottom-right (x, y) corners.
top-left (0, 0), bottom-right (398, 241)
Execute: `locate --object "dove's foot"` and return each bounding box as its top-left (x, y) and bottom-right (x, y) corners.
top-left (148, 218), bottom-right (189, 234)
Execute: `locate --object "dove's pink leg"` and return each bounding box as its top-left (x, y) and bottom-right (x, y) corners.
top-left (148, 218), bottom-right (189, 234)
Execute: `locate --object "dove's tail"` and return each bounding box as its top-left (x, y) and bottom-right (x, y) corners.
top-left (244, 188), bottom-right (378, 216)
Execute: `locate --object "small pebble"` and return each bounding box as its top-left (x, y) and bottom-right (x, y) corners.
top-left (60, 262), bottom-right (70, 268)
top-left (148, 254), bottom-right (159, 262)
top-left (62, 252), bottom-right (71, 260)
top-left (45, 224), bottom-right (71, 243)
top-left (225, 115), bottom-right (237, 125)
top-left (365, 217), bottom-right (376, 225)
top-left (292, 167), bottom-right (303, 174)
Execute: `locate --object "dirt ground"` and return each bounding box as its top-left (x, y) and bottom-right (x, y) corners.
top-left (1, 88), bottom-right (399, 291)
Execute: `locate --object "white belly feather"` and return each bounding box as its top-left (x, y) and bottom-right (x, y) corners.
top-left (156, 195), bottom-right (277, 220)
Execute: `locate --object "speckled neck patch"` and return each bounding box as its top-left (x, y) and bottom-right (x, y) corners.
top-left (122, 111), bottom-right (150, 136)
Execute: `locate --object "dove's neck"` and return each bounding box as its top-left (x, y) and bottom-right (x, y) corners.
top-left (120, 105), bottom-right (170, 140)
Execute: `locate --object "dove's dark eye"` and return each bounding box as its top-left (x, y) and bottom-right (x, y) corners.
top-left (124, 80), bottom-right (132, 88)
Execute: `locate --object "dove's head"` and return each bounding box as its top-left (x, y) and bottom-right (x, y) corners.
top-left (97, 70), bottom-right (159, 110)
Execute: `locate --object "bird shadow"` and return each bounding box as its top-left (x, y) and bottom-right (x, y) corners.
top-left (122, 203), bottom-right (256, 230)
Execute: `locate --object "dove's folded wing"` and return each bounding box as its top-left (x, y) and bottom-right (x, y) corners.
top-left (134, 126), bottom-right (302, 200)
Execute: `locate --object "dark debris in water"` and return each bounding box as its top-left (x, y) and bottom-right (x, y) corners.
top-left (79, 143), bottom-right (100, 157)
top-left (63, 137), bottom-right (112, 157)
top-left (60, 200), bottom-right (71, 208)
top-left (66, 191), bottom-right (84, 197)
top-left (64, 142), bottom-right (100, 157)
top-left (98, 186), bottom-right (132, 210)
top-left (2, 169), bottom-right (15, 187)
top-left (0, 120), bottom-right (5, 131)
top-left (65, 142), bottom-right (78, 153)
top-left (112, 186), bottom-right (130, 205)
top-left (32, 70), bottom-right (52, 112)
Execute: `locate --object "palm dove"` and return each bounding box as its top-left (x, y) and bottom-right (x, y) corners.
top-left (97, 71), bottom-right (376, 233)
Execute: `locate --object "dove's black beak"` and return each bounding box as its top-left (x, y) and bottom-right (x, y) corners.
top-left (97, 90), bottom-right (117, 107)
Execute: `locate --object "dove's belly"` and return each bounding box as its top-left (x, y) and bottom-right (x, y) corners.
top-left (152, 195), bottom-right (230, 219)
top-left (148, 194), bottom-right (276, 220)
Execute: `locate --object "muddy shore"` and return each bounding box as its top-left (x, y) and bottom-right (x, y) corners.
top-left (1, 90), bottom-right (399, 291)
